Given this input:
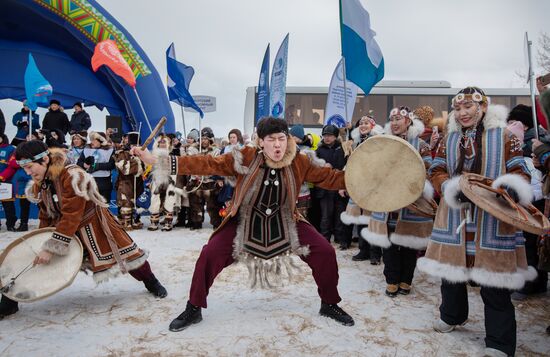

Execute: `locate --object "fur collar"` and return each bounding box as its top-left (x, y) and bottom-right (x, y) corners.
top-left (255, 136), bottom-right (298, 169)
top-left (384, 118), bottom-right (425, 140)
top-left (447, 104), bottom-right (508, 133)
top-left (351, 125), bottom-right (384, 145)
top-left (46, 148), bottom-right (69, 180)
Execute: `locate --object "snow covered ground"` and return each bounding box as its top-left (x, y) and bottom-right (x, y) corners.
top-left (0, 220), bottom-right (548, 356)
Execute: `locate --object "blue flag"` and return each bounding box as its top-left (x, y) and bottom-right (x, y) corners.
top-left (269, 34), bottom-right (289, 119)
top-left (24, 54), bottom-right (53, 111)
top-left (256, 44), bottom-right (270, 124)
top-left (340, 0), bottom-right (384, 96)
top-left (166, 43), bottom-right (204, 118)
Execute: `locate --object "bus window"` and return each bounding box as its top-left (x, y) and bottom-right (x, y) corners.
top-left (353, 95), bottom-right (388, 125)
top-left (393, 95), bottom-right (449, 122)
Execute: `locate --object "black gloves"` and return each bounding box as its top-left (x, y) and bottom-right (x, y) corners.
top-left (84, 156), bottom-right (95, 166)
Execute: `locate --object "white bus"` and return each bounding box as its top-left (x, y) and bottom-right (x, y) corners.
top-left (243, 81), bottom-right (531, 135)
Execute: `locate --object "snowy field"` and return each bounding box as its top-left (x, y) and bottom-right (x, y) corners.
top-left (0, 220), bottom-right (548, 357)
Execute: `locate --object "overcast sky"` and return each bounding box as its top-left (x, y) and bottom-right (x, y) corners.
top-left (1, 0), bottom-right (549, 139)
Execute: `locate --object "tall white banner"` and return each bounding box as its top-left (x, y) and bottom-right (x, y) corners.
top-left (269, 34), bottom-right (289, 119)
top-left (325, 58), bottom-right (358, 127)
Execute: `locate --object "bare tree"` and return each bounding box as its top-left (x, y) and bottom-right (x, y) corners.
top-left (537, 32), bottom-right (550, 73)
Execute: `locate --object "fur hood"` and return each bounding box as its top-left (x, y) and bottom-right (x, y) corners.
top-left (447, 104), bottom-right (508, 133)
top-left (254, 135), bottom-right (298, 169)
top-left (384, 118), bottom-right (425, 140)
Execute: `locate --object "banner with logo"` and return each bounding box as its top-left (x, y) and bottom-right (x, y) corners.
top-left (256, 44), bottom-right (270, 124)
top-left (325, 58), bottom-right (358, 127)
top-left (269, 34), bottom-right (289, 119)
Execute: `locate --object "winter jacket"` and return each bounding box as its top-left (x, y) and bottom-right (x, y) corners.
top-left (28, 148), bottom-right (148, 282)
top-left (12, 110), bottom-right (40, 139)
top-left (418, 105), bottom-right (534, 290)
top-left (42, 109), bottom-right (70, 135)
top-left (165, 139), bottom-right (345, 228)
top-left (314, 140), bottom-right (346, 198)
top-left (69, 110), bottom-right (91, 133)
top-left (0, 143), bottom-right (15, 180)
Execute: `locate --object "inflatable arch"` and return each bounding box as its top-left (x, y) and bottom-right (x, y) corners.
top-left (0, 0), bottom-right (175, 136)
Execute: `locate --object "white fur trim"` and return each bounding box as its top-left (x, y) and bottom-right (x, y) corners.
top-left (25, 180), bottom-right (40, 203)
top-left (442, 176), bottom-right (464, 210)
top-left (423, 180), bottom-right (434, 201)
top-left (301, 148), bottom-right (326, 167)
top-left (390, 233), bottom-right (428, 250)
top-left (491, 174), bottom-right (533, 206)
top-left (383, 119), bottom-right (424, 140)
top-left (416, 257), bottom-right (469, 282)
top-left (68, 168), bottom-right (108, 208)
top-left (447, 104), bottom-right (508, 133)
top-left (361, 228), bottom-right (391, 248)
top-left (469, 266), bottom-right (536, 290)
top-left (340, 211), bottom-right (370, 225)
top-left (351, 127), bottom-right (361, 145)
top-left (93, 250), bottom-right (149, 284)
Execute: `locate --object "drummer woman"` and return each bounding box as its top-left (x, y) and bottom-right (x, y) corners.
top-left (418, 87), bottom-right (534, 357)
top-left (362, 107), bottom-right (434, 297)
top-left (0, 141), bottom-right (167, 320)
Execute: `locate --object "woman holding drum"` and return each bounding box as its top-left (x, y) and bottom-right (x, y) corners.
top-left (418, 87), bottom-right (534, 357)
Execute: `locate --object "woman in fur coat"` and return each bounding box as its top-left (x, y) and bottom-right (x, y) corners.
top-left (417, 87), bottom-right (533, 357)
top-left (340, 115), bottom-right (384, 263)
top-left (362, 107), bottom-right (434, 297)
top-left (0, 141), bottom-right (167, 320)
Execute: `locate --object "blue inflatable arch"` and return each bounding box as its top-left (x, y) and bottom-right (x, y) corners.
top-left (0, 0), bottom-right (175, 136)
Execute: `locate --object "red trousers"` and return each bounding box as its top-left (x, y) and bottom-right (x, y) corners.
top-left (189, 219), bottom-right (342, 308)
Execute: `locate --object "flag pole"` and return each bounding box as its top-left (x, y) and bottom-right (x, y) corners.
top-left (526, 33), bottom-right (539, 139)
top-left (198, 113), bottom-right (202, 154)
top-left (29, 109), bottom-right (33, 140)
top-left (180, 105), bottom-right (187, 138)
top-left (133, 87), bottom-right (154, 133)
top-left (342, 57), bottom-right (349, 123)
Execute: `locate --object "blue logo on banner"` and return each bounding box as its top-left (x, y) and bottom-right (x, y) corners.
top-left (327, 114), bottom-right (346, 128)
top-left (271, 101), bottom-right (283, 117)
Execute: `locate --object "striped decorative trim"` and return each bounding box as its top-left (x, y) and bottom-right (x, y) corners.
top-left (33, 0), bottom-right (150, 78)
top-left (52, 231), bottom-right (72, 244)
top-left (169, 155), bottom-right (178, 175)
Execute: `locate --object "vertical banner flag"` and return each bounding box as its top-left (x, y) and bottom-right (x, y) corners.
top-left (91, 39), bottom-right (137, 87)
top-left (166, 43), bottom-right (204, 118)
top-left (256, 44), bottom-right (270, 124)
top-left (269, 34), bottom-right (289, 119)
top-left (340, 0), bottom-right (384, 96)
top-left (325, 58), bottom-right (358, 127)
top-left (24, 54), bottom-right (53, 111)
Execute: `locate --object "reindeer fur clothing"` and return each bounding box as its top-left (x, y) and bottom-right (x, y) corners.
top-left (28, 149), bottom-right (148, 283)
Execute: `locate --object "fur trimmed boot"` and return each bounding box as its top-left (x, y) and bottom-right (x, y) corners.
top-left (398, 282), bottom-right (412, 295)
top-left (169, 301), bottom-right (203, 332)
top-left (132, 214), bottom-right (143, 230)
top-left (385, 284), bottom-right (399, 297)
top-left (161, 213), bottom-right (174, 232)
top-left (148, 214), bottom-right (160, 231)
top-left (121, 213), bottom-right (133, 231)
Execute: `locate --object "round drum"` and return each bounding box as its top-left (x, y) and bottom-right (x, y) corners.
top-left (460, 173), bottom-right (550, 235)
top-left (345, 135), bottom-right (426, 212)
top-left (0, 228), bottom-right (83, 302)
